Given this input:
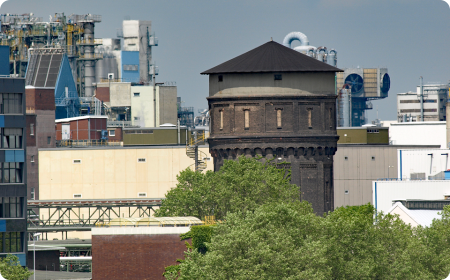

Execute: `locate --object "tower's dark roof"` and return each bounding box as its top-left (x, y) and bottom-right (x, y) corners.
top-left (201, 41), bottom-right (343, 75)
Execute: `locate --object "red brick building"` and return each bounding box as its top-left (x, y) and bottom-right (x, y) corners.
top-left (92, 227), bottom-right (190, 280)
top-left (55, 116), bottom-right (108, 141)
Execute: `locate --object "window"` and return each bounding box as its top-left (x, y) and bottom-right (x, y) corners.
top-left (30, 123), bottom-right (34, 136)
top-left (138, 192), bottom-right (147, 197)
top-left (329, 108), bottom-right (333, 129)
top-left (73, 194), bottom-right (82, 198)
top-left (133, 92), bottom-right (140, 97)
top-left (109, 130), bottom-right (115, 137)
top-left (30, 155), bottom-right (34, 163)
top-left (218, 75), bottom-right (223, 82)
top-left (47, 136), bottom-right (51, 145)
top-left (371, 156), bottom-right (375, 161)
top-left (125, 130), bottom-right (153, 134)
top-left (307, 108), bottom-right (313, 128)
top-left (2, 232), bottom-right (23, 253)
top-left (0, 197), bottom-right (23, 218)
top-left (123, 64), bottom-right (138, 71)
top-left (1, 128), bottom-right (23, 149)
top-left (244, 109), bottom-right (250, 130)
top-left (73, 159), bottom-right (81, 164)
top-left (274, 74), bottom-right (282, 80)
top-left (134, 117), bottom-right (140, 121)
top-left (344, 190), bottom-right (349, 194)
top-left (0, 163), bottom-right (23, 183)
top-left (0, 93), bottom-right (23, 114)
top-left (31, 188), bottom-right (35, 200)
top-left (219, 110), bottom-right (224, 130)
top-left (138, 158), bottom-right (146, 163)
top-left (344, 156), bottom-right (348, 161)
top-left (203, 157), bottom-right (211, 161)
top-left (276, 108), bottom-right (282, 128)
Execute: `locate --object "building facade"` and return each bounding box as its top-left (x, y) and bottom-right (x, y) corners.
top-left (202, 41), bottom-right (342, 215)
top-left (397, 84), bottom-right (448, 122)
top-left (0, 78), bottom-right (27, 265)
top-left (334, 144), bottom-right (439, 208)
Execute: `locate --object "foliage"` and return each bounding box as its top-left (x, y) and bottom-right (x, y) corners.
top-left (166, 203), bottom-right (448, 280)
top-left (154, 156), bottom-right (299, 220)
top-left (164, 225), bottom-right (215, 279)
top-left (0, 254), bottom-right (33, 280)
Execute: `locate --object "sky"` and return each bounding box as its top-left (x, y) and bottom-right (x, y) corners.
top-left (3, 0), bottom-right (450, 121)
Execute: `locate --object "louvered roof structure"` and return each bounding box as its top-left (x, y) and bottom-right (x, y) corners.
top-left (201, 41), bottom-right (343, 75)
top-left (25, 49), bottom-right (64, 88)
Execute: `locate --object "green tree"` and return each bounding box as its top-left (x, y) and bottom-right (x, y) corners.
top-left (170, 203), bottom-right (439, 280)
top-left (0, 254), bottom-right (33, 280)
top-left (154, 156), bottom-right (299, 220)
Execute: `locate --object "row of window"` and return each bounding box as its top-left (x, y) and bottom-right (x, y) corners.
top-left (0, 232), bottom-right (23, 253)
top-left (0, 163), bottom-right (23, 183)
top-left (344, 156), bottom-right (376, 161)
top-left (218, 107), bottom-right (333, 130)
top-left (0, 93), bottom-right (22, 114)
top-left (0, 128), bottom-right (23, 149)
top-left (0, 197), bottom-right (23, 218)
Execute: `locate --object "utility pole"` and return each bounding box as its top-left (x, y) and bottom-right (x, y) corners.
top-left (420, 76), bottom-right (424, 122)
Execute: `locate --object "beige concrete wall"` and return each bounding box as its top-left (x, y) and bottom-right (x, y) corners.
top-left (110, 82), bottom-right (131, 107)
top-left (39, 146), bottom-right (213, 200)
top-left (209, 72), bottom-right (336, 97)
top-left (334, 144), bottom-right (439, 208)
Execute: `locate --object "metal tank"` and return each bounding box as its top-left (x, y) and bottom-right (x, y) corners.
top-left (328, 49), bottom-right (337, 67)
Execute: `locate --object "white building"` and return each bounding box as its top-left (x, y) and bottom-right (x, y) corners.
top-left (389, 121), bottom-right (447, 148)
top-left (372, 180), bottom-right (450, 213)
top-left (397, 83), bottom-right (448, 122)
top-left (397, 149), bottom-right (450, 180)
top-left (388, 202), bottom-right (441, 227)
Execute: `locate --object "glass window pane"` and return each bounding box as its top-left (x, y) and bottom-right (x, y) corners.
top-left (4, 168), bottom-right (9, 183)
top-left (0, 233), bottom-right (3, 252)
top-left (10, 169), bottom-right (15, 183)
top-left (9, 136), bottom-right (15, 149)
top-left (3, 136), bottom-right (8, 148)
top-left (15, 169), bottom-right (21, 183)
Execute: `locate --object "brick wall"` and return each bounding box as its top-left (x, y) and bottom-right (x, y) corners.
top-left (92, 234), bottom-right (189, 280)
top-left (107, 127), bottom-right (122, 141)
top-left (96, 87), bottom-right (110, 103)
top-left (25, 88), bottom-right (55, 110)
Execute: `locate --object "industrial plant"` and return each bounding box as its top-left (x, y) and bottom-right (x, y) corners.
top-left (283, 31), bottom-right (390, 127)
top-left (0, 8), bottom-right (447, 279)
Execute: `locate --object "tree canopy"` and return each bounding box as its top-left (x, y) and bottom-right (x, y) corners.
top-left (154, 156), bottom-right (299, 220)
top-left (166, 203), bottom-right (450, 280)
top-left (0, 254), bottom-right (32, 280)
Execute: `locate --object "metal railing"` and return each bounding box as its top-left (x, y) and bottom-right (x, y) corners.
top-left (107, 121), bottom-right (133, 127)
top-left (56, 140), bottom-right (122, 147)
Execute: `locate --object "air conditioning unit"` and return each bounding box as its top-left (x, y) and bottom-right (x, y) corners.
top-left (339, 68), bottom-right (390, 99)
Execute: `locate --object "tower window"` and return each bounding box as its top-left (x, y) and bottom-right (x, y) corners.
top-left (276, 108), bottom-right (283, 128)
top-left (307, 108), bottom-right (313, 129)
top-left (30, 124), bottom-right (34, 136)
top-left (274, 74), bottom-right (282, 80)
top-left (219, 110), bottom-right (224, 130)
top-left (218, 75), bottom-right (223, 82)
top-left (244, 109), bottom-right (250, 130)
top-left (329, 108), bottom-right (333, 129)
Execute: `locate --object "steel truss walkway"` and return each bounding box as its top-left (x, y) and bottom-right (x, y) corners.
top-left (27, 199), bottom-right (162, 233)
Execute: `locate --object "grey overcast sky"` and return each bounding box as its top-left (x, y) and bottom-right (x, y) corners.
top-left (3, 0), bottom-right (450, 121)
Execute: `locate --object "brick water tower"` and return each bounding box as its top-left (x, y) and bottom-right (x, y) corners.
top-left (201, 41), bottom-right (342, 215)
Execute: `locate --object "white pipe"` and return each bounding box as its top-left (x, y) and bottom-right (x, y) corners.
top-left (283, 31), bottom-right (310, 48)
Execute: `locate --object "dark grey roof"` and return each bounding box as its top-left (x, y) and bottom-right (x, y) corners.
top-left (201, 41), bottom-right (343, 75)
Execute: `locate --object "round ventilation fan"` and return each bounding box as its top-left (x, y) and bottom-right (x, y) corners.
top-left (380, 73), bottom-right (390, 93)
top-left (344, 74), bottom-right (364, 94)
